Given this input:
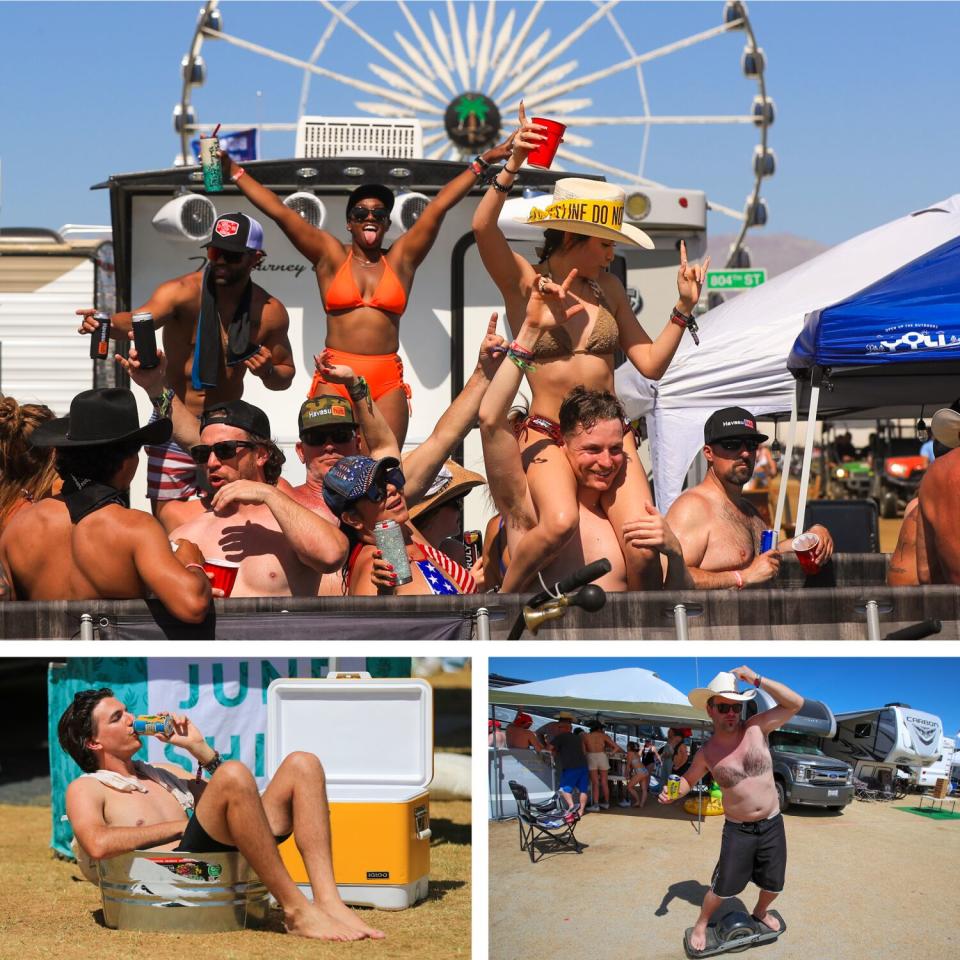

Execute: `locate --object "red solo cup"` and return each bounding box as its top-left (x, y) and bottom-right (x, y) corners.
top-left (792, 532), bottom-right (821, 575)
top-left (527, 117), bottom-right (566, 169)
top-left (202, 558), bottom-right (240, 596)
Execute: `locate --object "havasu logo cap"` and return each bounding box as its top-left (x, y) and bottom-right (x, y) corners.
top-left (703, 406), bottom-right (769, 445)
top-left (206, 212), bottom-right (265, 253)
top-left (298, 395), bottom-right (357, 436)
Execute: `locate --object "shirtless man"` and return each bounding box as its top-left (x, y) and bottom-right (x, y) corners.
top-left (77, 212), bottom-right (295, 527)
top-left (478, 274), bottom-right (690, 592)
top-left (168, 400), bottom-right (347, 597)
top-left (0, 388), bottom-right (211, 622)
top-left (667, 407), bottom-right (833, 589)
top-left (59, 688), bottom-right (383, 941)
top-left (914, 402), bottom-right (960, 583)
top-left (660, 666), bottom-right (802, 953)
top-left (581, 721), bottom-right (622, 812)
top-left (505, 712), bottom-right (544, 752)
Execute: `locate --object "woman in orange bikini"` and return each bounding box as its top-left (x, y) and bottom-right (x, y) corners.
top-left (472, 105), bottom-right (709, 591)
top-left (220, 139), bottom-right (514, 445)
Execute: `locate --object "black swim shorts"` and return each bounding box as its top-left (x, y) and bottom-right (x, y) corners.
top-left (711, 813), bottom-right (786, 898)
top-left (176, 808), bottom-right (292, 854)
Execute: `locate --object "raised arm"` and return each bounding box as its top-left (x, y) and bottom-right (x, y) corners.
top-left (219, 152), bottom-right (344, 268)
top-left (615, 240), bottom-right (709, 381)
top-left (393, 135), bottom-right (516, 272)
top-left (739, 666), bottom-right (803, 734)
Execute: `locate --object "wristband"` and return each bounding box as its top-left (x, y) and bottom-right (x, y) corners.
top-left (473, 155), bottom-right (490, 169)
top-left (150, 387), bottom-right (175, 420)
top-left (671, 306), bottom-right (701, 346)
top-left (231, 166), bottom-right (246, 183)
top-left (184, 562), bottom-right (206, 575)
top-left (509, 353), bottom-right (536, 373)
top-left (503, 163), bottom-right (521, 175)
top-left (733, 570), bottom-right (744, 590)
top-left (753, 674), bottom-right (762, 688)
top-left (469, 159), bottom-right (484, 177)
top-left (347, 376), bottom-right (369, 402)
top-left (507, 339), bottom-right (535, 362)
top-left (200, 749), bottom-right (223, 776)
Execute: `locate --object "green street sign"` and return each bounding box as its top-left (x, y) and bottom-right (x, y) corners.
top-left (706, 269), bottom-right (767, 290)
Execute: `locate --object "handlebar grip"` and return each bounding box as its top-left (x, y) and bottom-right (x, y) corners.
top-left (526, 558), bottom-right (612, 609)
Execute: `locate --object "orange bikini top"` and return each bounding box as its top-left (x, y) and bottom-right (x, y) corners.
top-left (324, 252), bottom-right (407, 315)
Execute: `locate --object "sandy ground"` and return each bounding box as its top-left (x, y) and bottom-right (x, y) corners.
top-left (490, 796), bottom-right (958, 960)
top-left (0, 798), bottom-right (470, 959)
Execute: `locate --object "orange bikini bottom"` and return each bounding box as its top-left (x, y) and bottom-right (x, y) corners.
top-left (309, 348), bottom-right (412, 406)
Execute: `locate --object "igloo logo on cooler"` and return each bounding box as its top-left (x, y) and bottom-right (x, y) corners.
top-left (215, 219), bottom-right (240, 237)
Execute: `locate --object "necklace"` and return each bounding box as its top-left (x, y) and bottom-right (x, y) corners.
top-left (353, 254), bottom-right (382, 267)
top-left (544, 259), bottom-right (606, 304)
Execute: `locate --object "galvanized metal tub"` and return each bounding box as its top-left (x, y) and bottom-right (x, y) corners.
top-left (98, 850), bottom-right (270, 932)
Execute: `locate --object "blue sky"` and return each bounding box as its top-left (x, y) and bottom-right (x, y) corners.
top-left (489, 657), bottom-right (960, 738)
top-left (0, 2), bottom-right (956, 244)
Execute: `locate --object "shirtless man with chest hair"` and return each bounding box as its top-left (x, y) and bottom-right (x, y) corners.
top-left (581, 721), bottom-right (622, 811)
top-left (660, 666), bottom-right (803, 953)
top-left (667, 407), bottom-right (833, 589)
top-left (77, 213), bottom-right (294, 528)
top-left (168, 400), bottom-right (347, 597)
top-left (60, 688), bottom-right (382, 941)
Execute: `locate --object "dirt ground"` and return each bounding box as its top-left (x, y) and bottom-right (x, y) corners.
top-left (0, 798), bottom-right (470, 959)
top-left (490, 796), bottom-right (958, 960)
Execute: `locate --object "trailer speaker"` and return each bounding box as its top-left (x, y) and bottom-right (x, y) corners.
top-left (152, 194), bottom-right (217, 242)
top-left (283, 192), bottom-right (326, 230)
top-left (385, 191), bottom-right (429, 241)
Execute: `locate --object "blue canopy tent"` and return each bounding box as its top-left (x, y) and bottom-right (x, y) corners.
top-left (779, 233), bottom-right (960, 534)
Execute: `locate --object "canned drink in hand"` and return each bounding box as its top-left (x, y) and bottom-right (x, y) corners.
top-left (89, 312), bottom-right (111, 360)
top-left (131, 312), bottom-right (159, 369)
top-left (199, 136), bottom-right (223, 193)
top-left (760, 529), bottom-right (776, 553)
top-left (374, 519), bottom-right (413, 585)
top-left (462, 530), bottom-right (482, 569)
top-left (134, 715), bottom-right (174, 737)
top-left (667, 774), bottom-right (682, 800)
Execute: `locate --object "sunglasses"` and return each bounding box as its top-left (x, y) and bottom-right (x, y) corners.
top-left (347, 205), bottom-right (390, 224)
top-left (301, 425), bottom-right (357, 446)
top-left (207, 247), bottom-right (248, 264)
top-left (190, 440), bottom-right (260, 464)
top-left (362, 466), bottom-right (405, 504)
top-left (716, 438), bottom-right (761, 453)
top-left (712, 702), bottom-right (741, 715)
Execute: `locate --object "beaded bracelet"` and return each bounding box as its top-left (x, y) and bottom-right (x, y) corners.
top-left (491, 178), bottom-right (511, 194)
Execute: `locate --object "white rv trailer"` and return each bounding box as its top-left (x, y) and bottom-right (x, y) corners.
top-left (821, 703), bottom-right (943, 781)
top-left (916, 735), bottom-right (955, 789)
top-left (99, 157), bottom-right (706, 520)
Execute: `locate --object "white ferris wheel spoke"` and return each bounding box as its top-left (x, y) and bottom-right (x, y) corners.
top-left (428, 11), bottom-right (455, 70)
top-left (545, 115), bottom-right (759, 125)
top-left (367, 63), bottom-right (432, 101)
top-left (354, 101), bottom-right (415, 118)
top-left (466, 3), bottom-right (479, 68)
top-left (530, 20), bottom-right (744, 106)
top-left (298, 0), bottom-right (353, 120)
top-left (557, 130), bottom-right (593, 148)
top-left (523, 60), bottom-right (580, 96)
top-left (396, 0), bottom-right (457, 95)
top-left (474, 0), bottom-right (497, 88)
top-left (445, 0), bottom-right (472, 90)
top-left (426, 142), bottom-right (450, 160)
top-left (422, 129), bottom-right (449, 148)
top-left (203, 27), bottom-right (437, 113)
top-left (554, 145), bottom-right (666, 188)
top-left (508, 97), bottom-right (593, 115)
top-left (392, 31), bottom-right (439, 87)
top-left (509, 29), bottom-right (552, 81)
top-left (318, 0), bottom-right (447, 103)
top-left (487, 3), bottom-right (542, 96)
top-left (497, 0), bottom-right (620, 103)
top-left (705, 201), bottom-right (747, 222)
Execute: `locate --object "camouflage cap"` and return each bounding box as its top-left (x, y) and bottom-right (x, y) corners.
top-left (298, 395), bottom-right (356, 436)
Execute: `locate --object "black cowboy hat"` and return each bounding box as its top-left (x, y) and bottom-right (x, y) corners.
top-left (29, 388), bottom-right (172, 448)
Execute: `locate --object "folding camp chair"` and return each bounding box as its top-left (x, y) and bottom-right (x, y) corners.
top-left (508, 780), bottom-right (582, 863)
top-left (853, 777), bottom-right (878, 802)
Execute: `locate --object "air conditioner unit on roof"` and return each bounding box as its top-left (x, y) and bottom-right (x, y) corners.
top-left (296, 117), bottom-right (424, 160)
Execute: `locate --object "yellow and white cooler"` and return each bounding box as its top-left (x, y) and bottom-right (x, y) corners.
top-left (266, 673), bottom-right (433, 910)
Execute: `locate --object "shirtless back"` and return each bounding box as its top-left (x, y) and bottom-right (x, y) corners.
top-left (581, 730), bottom-right (615, 754)
top-left (917, 449), bottom-right (960, 583)
top-left (700, 724), bottom-right (778, 821)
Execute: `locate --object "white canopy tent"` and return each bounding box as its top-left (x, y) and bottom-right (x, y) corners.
top-left (616, 195), bottom-right (960, 512)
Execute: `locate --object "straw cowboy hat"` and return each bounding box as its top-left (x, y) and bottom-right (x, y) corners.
top-left (407, 459), bottom-right (486, 521)
top-left (931, 399), bottom-right (960, 449)
top-left (517, 177), bottom-right (654, 249)
top-left (555, 711), bottom-right (578, 722)
top-left (687, 672), bottom-right (757, 713)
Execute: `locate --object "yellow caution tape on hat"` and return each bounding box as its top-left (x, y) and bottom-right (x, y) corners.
top-left (527, 198), bottom-right (624, 231)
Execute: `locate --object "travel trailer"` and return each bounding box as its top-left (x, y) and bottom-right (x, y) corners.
top-left (745, 689), bottom-right (853, 811)
top-left (821, 703), bottom-right (943, 781)
top-left (916, 735), bottom-right (955, 789)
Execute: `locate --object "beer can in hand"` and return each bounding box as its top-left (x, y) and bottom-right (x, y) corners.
top-left (667, 774), bottom-right (682, 800)
top-left (374, 519), bottom-right (413, 585)
top-left (131, 312), bottom-right (159, 369)
top-left (134, 715), bottom-right (174, 737)
top-left (199, 136), bottom-right (223, 193)
top-left (760, 529), bottom-right (777, 553)
top-left (89, 312), bottom-right (111, 360)
top-left (462, 530), bottom-right (482, 568)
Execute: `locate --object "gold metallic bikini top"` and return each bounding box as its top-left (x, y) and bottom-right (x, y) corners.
top-left (530, 272), bottom-right (620, 361)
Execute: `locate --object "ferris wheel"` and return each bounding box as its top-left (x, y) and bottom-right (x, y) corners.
top-left (174, 0), bottom-right (774, 267)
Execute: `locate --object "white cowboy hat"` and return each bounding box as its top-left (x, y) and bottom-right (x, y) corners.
top-left (687, 672), bottom-right (757, 713)
top-left (931, 403), bottom-right (960, 449)
top-left (516, 177), bottom-right (654, 249)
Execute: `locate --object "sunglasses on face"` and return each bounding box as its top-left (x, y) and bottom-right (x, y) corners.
top-left (347, 206), bottom-right (390, 224)
top-left (716, 438), bottom-right (761, 453)
top-left (207, 248), bottom-right (248, 264)
top-left (712, 702), bottom-right (741, 714)
top-left (362, 466), bottom-right (406, 504)
top-left (301, 425), bottom-right (357, 446)
top-left (190, 440), bottom-right (260, 464)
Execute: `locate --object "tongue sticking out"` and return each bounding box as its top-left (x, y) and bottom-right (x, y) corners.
top-left (362, 225), bottom-right (379, 242)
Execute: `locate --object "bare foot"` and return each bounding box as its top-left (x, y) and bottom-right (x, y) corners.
top-left (752, 910), bottom-right (781, 933)
top-left (688, 922), bottom-right (708, 953)
top-left (318, 897), bottom-right (386, 939)
top-left (283, 902), bottom-right (367, 941)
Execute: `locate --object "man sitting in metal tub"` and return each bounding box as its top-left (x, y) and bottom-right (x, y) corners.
top-left (59, 688), bottom-right (384, 942)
